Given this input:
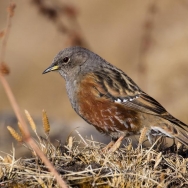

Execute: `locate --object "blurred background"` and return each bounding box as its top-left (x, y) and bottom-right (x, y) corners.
top-left (0, 0), bottom-right (188, 157)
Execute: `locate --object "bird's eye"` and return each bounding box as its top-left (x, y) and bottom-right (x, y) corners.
top-left (63, 57), bottom-right (70, 63)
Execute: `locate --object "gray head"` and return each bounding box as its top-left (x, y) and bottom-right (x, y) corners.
top-left (43, 46), bottom-right (94, 80)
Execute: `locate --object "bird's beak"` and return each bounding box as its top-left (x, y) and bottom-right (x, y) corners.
top-left (42, 64), bottom-right (59, 74)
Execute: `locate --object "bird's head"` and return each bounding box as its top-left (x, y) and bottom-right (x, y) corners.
top-left (43, 46), bottom-right (90, 80)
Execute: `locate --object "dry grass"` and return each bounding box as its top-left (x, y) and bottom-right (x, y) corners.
top-left (0, 1), bottom-right (188, 188)
top-left (1, 112), bottom-right (188, 188)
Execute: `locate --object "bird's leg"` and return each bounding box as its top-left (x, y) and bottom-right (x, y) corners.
top-left (156, 136), bottom-right (166, 151)
top-left (102, 138), bottom-right (117, 153)
top-left (147, 128), bottom-right (173, 150)
top-left (167, 138), bottom-right (177, 153)
top-left (146, 129), bottom-right (154, 145)
top-left (109, 136), bottom-right (124, 152)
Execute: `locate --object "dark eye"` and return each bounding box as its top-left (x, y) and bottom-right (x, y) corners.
top-left (63, 56), bottom-right (70, 63)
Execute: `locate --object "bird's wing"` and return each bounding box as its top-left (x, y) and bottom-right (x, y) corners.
top-left (93, 69), bottom-right (167, 115)
top-left (86, 69), bottom-right (188, 146)
top-left (93, 68), bottom-right (188, 130)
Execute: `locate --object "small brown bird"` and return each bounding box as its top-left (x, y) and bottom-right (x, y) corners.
top-left (43, 46), bottom-right (188, 149)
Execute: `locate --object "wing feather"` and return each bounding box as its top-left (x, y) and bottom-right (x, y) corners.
top-left (92, 68), bottom-right (188, 131)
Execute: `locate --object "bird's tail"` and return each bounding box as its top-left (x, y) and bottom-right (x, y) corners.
top-left (174, 128), bottom-right (188, 146)
top-left (150, 117), bottom-right (188, 146)
top-left (172, 122), bottom-right (188, 146)
top-left (167, 115), bottom-right (188, 146)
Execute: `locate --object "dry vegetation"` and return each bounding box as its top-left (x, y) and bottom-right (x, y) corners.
top-left (1, 1), bottom-right (188, 187)
top-left (0, 111), bottom-right (188, 187)
top-left (0, 2), bottom-right (67, 187)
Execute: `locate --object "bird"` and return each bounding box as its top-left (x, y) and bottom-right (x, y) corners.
top-left (43, 46), bottom-right (188, 150)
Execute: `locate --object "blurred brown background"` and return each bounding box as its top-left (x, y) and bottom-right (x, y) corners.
top-left (0, 0), bottom-right (188, 156)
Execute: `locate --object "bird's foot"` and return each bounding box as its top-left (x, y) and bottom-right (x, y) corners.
top-left (101, 140), bottom-right (115, 153)
top-left (108, 136), bottom-right (124, 153)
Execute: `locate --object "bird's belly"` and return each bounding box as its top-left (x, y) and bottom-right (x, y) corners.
top-left (78, 98), bottom-right (142, 136)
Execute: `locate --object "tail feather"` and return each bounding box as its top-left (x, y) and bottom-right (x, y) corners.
top-left (150, 121), bottom-right (188, 147)
top-left (156, 113), bottom-right (188, 146)
top-left (175, 128), bottom-right (188, 146)
top-left (169, 117), bottom-right (188, 146)
top-left (162, 113), bottom-right (188, 132)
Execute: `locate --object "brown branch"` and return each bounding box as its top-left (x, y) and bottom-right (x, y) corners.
top-left (0, 2), bottom-right (15, 65)
top-left (31, 0), bottom-right (89, 48)
top-left (138, 1), bottom-right (158, 91)
top-left (0, 75), bottom-right (68, 188)
top-left (0, 2), bottom-right (67, 188)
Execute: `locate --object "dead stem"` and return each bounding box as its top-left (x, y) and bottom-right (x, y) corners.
top-left (0, 2), bottom-right (67, 188)
top-left (138, 1), bottom-right (158, 90)
top-left (31, 0), bottom-right (89, 48)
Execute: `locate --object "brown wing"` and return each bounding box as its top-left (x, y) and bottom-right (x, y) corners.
top-left (92, 68), bottom-right (167, 115)
top-left (78, 68), bottom-right (188, 146)
top-left (92, 68), bottom-right (188, 131)
top-left (125, 92), bottom-right (188, 130)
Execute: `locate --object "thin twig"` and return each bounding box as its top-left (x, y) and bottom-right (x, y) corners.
top-left (138, 1), bottom-right (158, 91)
top-left (31, 0), bottom-right (89, 48)
top-left (142, 136), bottom-right (162, 159)
top-left (0, 2), bottom-right (67, 188)
top-left (0, 2), bottom-right (15, 64)
top-left (75, 130), bottom-right (88, 146)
